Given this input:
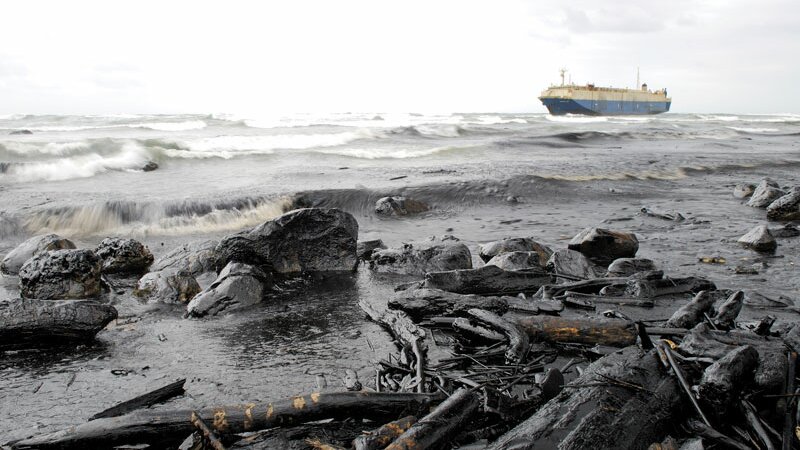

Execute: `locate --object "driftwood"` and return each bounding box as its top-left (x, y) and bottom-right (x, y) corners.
top-left (712, 291), bottom-right (744, 329)
top-left (190, 411), bottom-right (227, 450)
top-left (360, 299), bottom-right (426, 350)
top-left (696, 345), bottom-right (759, 417)
top-left (741, 400), bottom-right (777, 450)
top-left (665, 290), bottom-right (714, 329)
top-left (385, 388), bottom-right (482, 450)
top-left (0, 299), bottom-right (117, 349)
top-left (537, 278), bottom-right (628, 299)
top-left (353, 416), bottom-right (417, 450)
top-left (89, 379), bottom-right (186, 420)
top-left (452, 317), bottom-right (506, 342)
top-left (625, 277), bottom-right (716, 298)
top-left (489, 347), bottom-right (681, 450)
top-left (467, 309), bottom-right (529, 364)
top-left (423, 265), bottom-right (553, 296)
top-left (12, 391), bottom-right (442, 450)
top-left (562, 292), bottom-right (654, 308)
top-left (782, 352), bottom-right (797, 450)
top-left (513, 315), bottom-right (637, 347)
top-left (678, 324), bottom-right (787, 393)
top-left (684, 420), bottom-right (750, 450)
top-left (387, 288), bottom-right (508, 322)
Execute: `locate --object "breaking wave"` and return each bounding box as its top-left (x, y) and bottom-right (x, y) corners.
top-left (22, 196), bottom-right (294, 237)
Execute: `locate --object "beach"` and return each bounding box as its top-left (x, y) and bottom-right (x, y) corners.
top-left (1, 112), bottom-right (799, 445)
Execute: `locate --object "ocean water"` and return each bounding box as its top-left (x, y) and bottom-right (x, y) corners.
top-left (1, 112), bottom-right (799, 443)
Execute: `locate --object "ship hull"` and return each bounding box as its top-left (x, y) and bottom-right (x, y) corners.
top-left (541, 98), bottom-right (671, 116)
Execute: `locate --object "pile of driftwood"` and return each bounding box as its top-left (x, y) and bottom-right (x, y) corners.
top-left (10, 229), bottom-right (800, 450)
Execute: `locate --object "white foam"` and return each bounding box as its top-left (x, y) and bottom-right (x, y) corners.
top-left (177, 131), bottom-right (371, 156)
top-left (727, 126), bottom-right (780, 133)
top-left (546, 115), bottom-right (609, 123)
top-left (6, 142), bottom-right (152, 182)
top-left (129, 120), bottom-right (207, 131)
top-left (316, 144), bottom-right (471, 159)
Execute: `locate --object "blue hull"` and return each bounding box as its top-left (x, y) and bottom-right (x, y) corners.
top-left (541, 98), bottom-right (671, 116)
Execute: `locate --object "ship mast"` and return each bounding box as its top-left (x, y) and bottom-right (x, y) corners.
top-left (560, 68), bottom-right (567, 86)
top-left (636, 67), bottom-right (640, 89)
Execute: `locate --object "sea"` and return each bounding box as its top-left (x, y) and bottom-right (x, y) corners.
top-left (1, 112), bottom-right (799, 443)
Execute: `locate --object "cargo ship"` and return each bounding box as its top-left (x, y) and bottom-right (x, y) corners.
top-left (539, 69), bottom-right (671, 116)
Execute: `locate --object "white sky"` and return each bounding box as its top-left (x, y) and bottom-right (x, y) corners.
top-left (1, 0), bottom-right (798, 115)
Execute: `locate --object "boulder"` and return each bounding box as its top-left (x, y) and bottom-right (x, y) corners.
top-left (374, 196), bottom-right (429, 216)
top-left (1, 234), bottom-right (76, 275)
top-left (747, 178), bottom-right (784, 208)
top-left (606, 258), bottom-right (657, 277)
top-left (151, 240), bottom-right (219, 277)
top-left (478, 238), bottom-right (552, 265)
top-left (141, 161), bottom-right (159, 172)
top-left (370, 236), bottom-right (472, 276)
top-left (9, 129), bottom-right (33, 135)
top-left (356, 239), bottom-right (387, 261)
top-left (545, 249), bottom-right (601, 280)
top-left (214, 208), bottom-right (358, 275)
top-left (0, 298), bottom-right (117, 349)
top-left (133, 269), bottom-right (201, 304)
top-left (733, 183), bottom-right (756, 199)
top-left (773, 224), bottom-right (800, 238)
top-left (423, 265), bottom-right (553, 295)
top-left (737, 224), bottom-right (777, 253)
top-left (94, 237), bottom-right (154, 274)
top-left (766, 187), bottom-right (800, 221)
top-left (568, 227), bottom-right (639, 264)
top-left (19, 249), bottom-right (102, 300)
top-left (486, 251), bottom-right (544, 271)
top-left (187, 263), bottom-right (271, 317)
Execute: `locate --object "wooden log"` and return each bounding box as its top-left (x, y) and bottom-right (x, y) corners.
top-left (359, 299), bottom-right (426, 350)
top-left (782, 352), bottom-right (797, 450)
top-left (89, 379), bottom-right (186, 420)
top-left (665, 290), bottom-right (714, 329)
top-left (678, 324), bottom-right (787, 393)
top-left (467, 309), bottom-right (529, 364)
top-left (0, 299), bottom-right (117, 350)
top-left (712, 291), bottom-right (744, 329)
top-left (452, 317), bottom-right (506, 342)
top-left (190, 411), bottom-right (227, 450)
top-left (537, 278), bottom-right (628, 299)
top-left (696, 345), bottom-right (759, 417)
top-left (12, 391), bottom-right (443, 450)
top-left (352, 416), bottom-right (417, 450)
top-left (513, 315), bottom-right (637, 347)
top-left (562, 292), bottom-right (654, 308)
top-left (384, 388), bottom-right (482, 450)
top-left (741, 400), bottom-right (777, 450)
top-left (387, 288), bottom-right (508, 322)
top-left (423, 265), bottom-right (553, 296)
top-left (625, 277), bottom-right (716, 298)
top-left (488, 347), bottom-right (681, 450)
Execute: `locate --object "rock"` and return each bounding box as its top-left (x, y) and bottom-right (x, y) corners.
top-left (9, 129), bottom-right (33, 135)
top-left (773, 224), bottom-right (800, 238)
top-left (134, 269), bottom-right (201, 304)
top-left (370, 236), bottom-right (472, 276)
top-left (374, 196), bottom-right (429, 216)
top-left (478, 237), bottom-right (552, 266)
top-left (733, 183), bottom-right (756, 199)
top-left (545, 249), bottom-right (602, 280)
top-left (568, 227), bottom-right (639, 264)
top-left (766, 187), bottom-right (800, 221)
top-left (486, 251), bottom-right (545, 271)
top-left (151, 240), bottom-right (219, 277)
top-left (1, 234), bottom-right (76, 275)
top-left (141, 161), bottom-right (159, 172)
top-left (215, 208), bottom-right (358, 275)
top-left (606, 258), bottom-right (657, 277)
top-left (0, 298), bottom-right (117, 350)
top-left (423, 265), bottom-right (552, 295)
top-left (747, 178), bottom-right (784, 208)
top-left (356, 239), bottom-right (386, 261)
top-left (19, 249), bottom-right (102, 300)
top-left (94, 237), bottom-right (154, 274)
top-left (737, 225), bottom-right (777, 252)
top-left (186, 262), bottom-right (271, 317)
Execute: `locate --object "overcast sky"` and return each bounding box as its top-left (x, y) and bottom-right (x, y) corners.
top-left (1, 0), bottom-right (798, 115)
